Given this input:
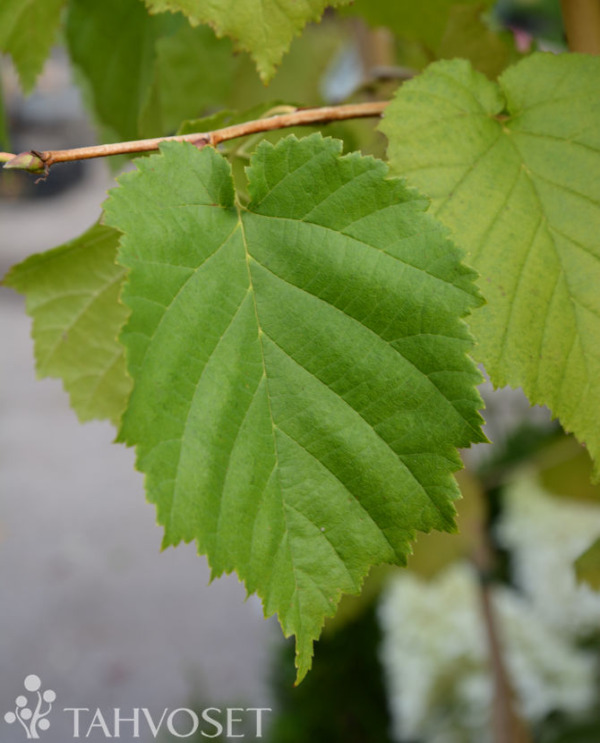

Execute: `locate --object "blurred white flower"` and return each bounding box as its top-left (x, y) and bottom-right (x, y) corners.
top-left (496, 471), bottom-right (600, 637)
top-left (379, 560), bottom-right (597, 743)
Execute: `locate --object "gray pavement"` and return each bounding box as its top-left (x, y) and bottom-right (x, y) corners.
top-left (0, 159), bottom-right (278, 743)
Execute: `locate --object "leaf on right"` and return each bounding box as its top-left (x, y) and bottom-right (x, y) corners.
top-left (575, 537), bottom-right (600, 591)
top-left (380, 53), bottom-right (600, 476)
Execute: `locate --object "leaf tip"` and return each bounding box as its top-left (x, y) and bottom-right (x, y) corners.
top-left (293, 643), bottom-right (314, 686)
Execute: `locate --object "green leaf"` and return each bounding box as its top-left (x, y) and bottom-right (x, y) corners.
top-left (176, 104), bottom-right (295, 199)
top-left (380, 53), bottom-right (600, 477)
top-left (3, 223), bottom-right (131, 425)
top-left (176, 104), bottom-right (285, 136)
top-left (228, 19), bottom-right (348, 110)
top-left (143, 0), bottom-right (351, 83)
top-left (438, 5), bottom-right (520, 79)
top-left (103, 134), bottom-right (485, 680)
top-left (66, 0), bottom-right (170, 141)
top-left (0, 0), bottom-right (65, 92)
top-left (575, 538), bottom-right (600, 590)
top-left (176, 103), bottom-right (361, 202)
top-left (341, 0), bottom-right (493, 52)
top-left (67, 0), bottom-right (232, 141)
top-left (0, 77), bottom-right (10, 152)
top-left (538, 435), bottom-right (600, 503)
top-left (138, 20), bottom-right (235, 138)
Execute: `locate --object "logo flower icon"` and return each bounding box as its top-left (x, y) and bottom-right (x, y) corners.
top-left (4, 675), bottom-right (56, 738)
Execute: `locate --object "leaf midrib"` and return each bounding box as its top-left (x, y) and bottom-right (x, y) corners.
top-left (238, 205), bottom-right (463, 552)
top-left (236, 200), bottom-right (303, 630)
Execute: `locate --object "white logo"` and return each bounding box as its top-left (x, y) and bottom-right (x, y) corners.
top-left (4, 677), bottom-right (270, 738)
top-left (4, 675), bottom-right (56, 739)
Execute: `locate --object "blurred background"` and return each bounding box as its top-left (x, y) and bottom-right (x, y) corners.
top-left (1, 0), bottom-right (599, 741)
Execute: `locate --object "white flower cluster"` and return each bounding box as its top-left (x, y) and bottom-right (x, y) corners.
top-left (497, 471), bottom-right (600, 637)
top-left (378, 473), bottom-right (600, 743)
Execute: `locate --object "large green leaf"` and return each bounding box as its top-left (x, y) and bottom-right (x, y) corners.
top-left (380, 53), bottom-right (600, 476)
top-left (3, 223), bottom-right (131, 425)
top-left (143, 0), bottom-right (351, 82)
top-left (103, 134), bottom-right (485, 679)
top-left (0, 0), bottom-right (65, 92)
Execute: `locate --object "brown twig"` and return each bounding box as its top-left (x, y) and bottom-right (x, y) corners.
top-left (471, 523), bottom-right (532, 743)
top-left (3, 101), bottom-right (388, 174)
top-left (560, 0), bottom-right (600, 53)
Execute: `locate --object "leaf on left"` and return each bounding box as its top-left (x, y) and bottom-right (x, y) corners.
top-left (3, 223), bottom-right (131, 425)
top-left (66, 0), bottom-right (235, 142)
top-left (0, 0), bottom-right (66, 93)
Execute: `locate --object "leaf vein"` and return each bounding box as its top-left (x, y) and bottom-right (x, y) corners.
top-left (40, 272), bottom-right (124, 370)
top-left (255, 259), bottom-right (479, 435)
top-left (277, 427), bottom-right (400, 559)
